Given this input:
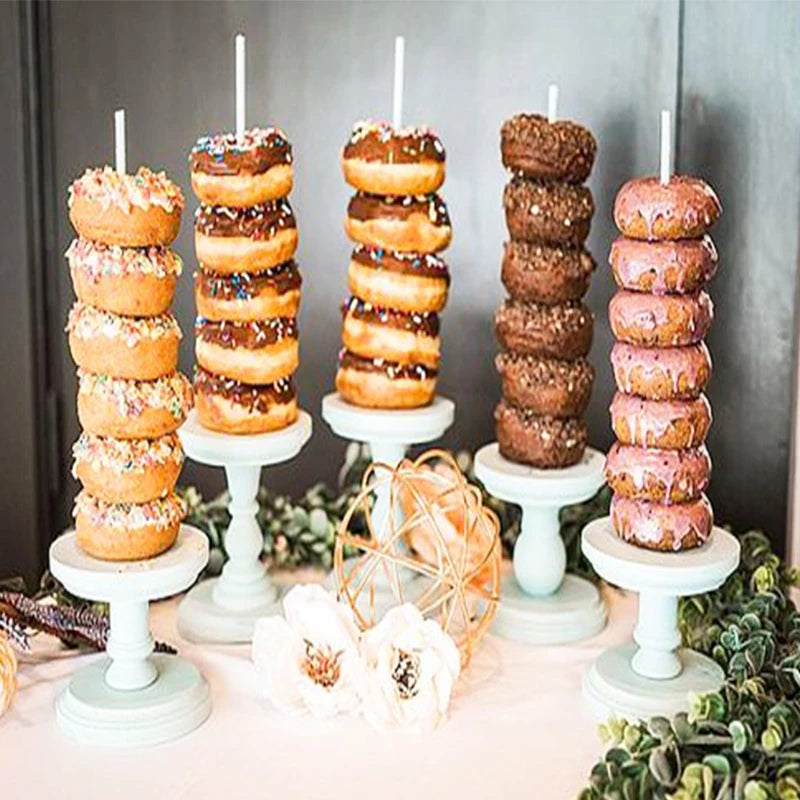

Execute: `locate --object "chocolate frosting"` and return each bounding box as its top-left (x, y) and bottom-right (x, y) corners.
top-left (195, 200), bottom-right (296, 240)
top-left (351, 244), bottom-right (449, 281)
top-left (343, 121), bottom-right (445, 164)
top-left (348, 192), bottom-right (450, 227)
top-left (195, 366), bottom-right (295, 412)
top-left (190, 128), bottom-right (292, 177)
top-left (195, 316), bottom-right (297, 350)
top-left (339, 349), bottom-right (436, 381)
top-left (343, 296), bottom-right (440, 337)
top-left (196, 261), bottom-right (302, 300)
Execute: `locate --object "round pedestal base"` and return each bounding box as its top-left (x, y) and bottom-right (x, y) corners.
top-left (56, 653), bottom-right (211, 746)
top-left (492, 572), bottom-right (606, 645)
top-left (583, 643), bottom-right (724, 721)
top-left (178, 577), bottom-right (282, 644)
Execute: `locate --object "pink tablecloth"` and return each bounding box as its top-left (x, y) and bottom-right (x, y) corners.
top-left (0, 581), bottom-right (636, 799)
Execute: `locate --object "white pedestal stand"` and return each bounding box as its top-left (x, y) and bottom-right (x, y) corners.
top-left (474, 443), bottom-right (607, 645)
top-left (582, 517), bottom-right (740, 720)
top-left (177, 409), bottom-right (312, 643)
top-left (321, 393), bottom-right (454, 604)
top-left (49, 525), bottom-right (211, 746)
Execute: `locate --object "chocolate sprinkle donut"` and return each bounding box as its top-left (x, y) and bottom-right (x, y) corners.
top-left (348, 192), bottom-right (450, 227)
top-left (195, 200), bottom-right (296, 240)
top-left (194, 366), bottom-right (295, 412)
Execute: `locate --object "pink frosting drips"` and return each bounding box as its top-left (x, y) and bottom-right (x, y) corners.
top-left (610, 391), bottom-right (712, 447)
top-left (611, 494), bottom-right (713, 549)
top-left (611, 341), bottom-right (712, 397)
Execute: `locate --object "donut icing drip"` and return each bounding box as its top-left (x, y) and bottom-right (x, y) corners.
top-left (611, 494), bottom-right (712, 549)
top-left (610, 391), bottom-right (712, 447)
top-left (190, 127), bottom-right (292, 176)
top-left (77, 370), bottom-right (192, 419)
top-left (195, 367), bottom-right (295, 411)
top-left (72, 432), bottom-right (183, 475)
top-left (348, 192), bottom-right (450, 227)
top-left (68, 166), bottom-right (184, 213)
top-left (74, 490), bottom-right (185, 531)
top-left (611, 341), bottom-right (711, 398)
top-left (195, 316), bottom-right (297, 349)
top-left (343, 296), bottom-right (440, 337)
top-left (67, 302), bottom-right (181, 346)
top-left (66, 238), bottom-right (182, 282)
top-left (195, 200), bottom-right (296, 239)
top-left (195, 261), bottom-right (302, 300)
top-left (344, 120), bottom-right (445, 163)
top-left (609, 290), bottom-right (713, 345)
top-left (339, 349), bottom-right (435, 380)
top-left (351, 244), bottom-right (449, 281)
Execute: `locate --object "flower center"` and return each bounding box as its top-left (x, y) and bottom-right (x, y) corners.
top-left (302, 639), bottom-right (343, 689)
top-left (391, 648), bottom-right (421, 700)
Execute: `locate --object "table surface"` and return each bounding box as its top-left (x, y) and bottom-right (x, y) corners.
top-left (0, 573), bottom-right (637, 799)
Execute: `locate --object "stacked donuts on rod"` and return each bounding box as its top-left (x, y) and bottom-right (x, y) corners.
top-left (494, 104), bottom-right (598, 467)
top-left (189, 127), bottom-right (301, 433)
top-left (66, 143), bottom-right (191, 561)
top-left (605, 162), bottom-right (722, 550)
top-left (336, 119), bottom-right (451, 407)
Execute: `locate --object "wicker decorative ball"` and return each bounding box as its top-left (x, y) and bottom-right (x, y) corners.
top-left (0, 632), bottom-right (17, 717)
top-left (334, 449), bottom-right (501, 667)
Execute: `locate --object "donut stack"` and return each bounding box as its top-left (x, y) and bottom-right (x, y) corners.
top-left (605, 175), bottom-right (722, 550)
top-left (66, 166), bottom-right (190, 561)
top-left (494, 114), bottom-right (597, 468)
top-left (189, 128), bottom-right (301, 434)
top-left (336, 120), bottom-right (452, 408)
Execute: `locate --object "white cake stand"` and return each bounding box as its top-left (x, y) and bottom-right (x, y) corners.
top-left (474, 443), bottom-right (607, 644)
top-left (177, 408), bottom-right (312, 643)
top-left (49, 525), bottom-right (211, 746)
top-left (582, 516), bottom-right (740, 720)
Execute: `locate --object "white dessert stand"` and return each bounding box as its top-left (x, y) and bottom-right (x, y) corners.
top-left (321, 392), bottom-right (454, 604)
top-left (582, 516), bottom-right (740, 720)
top-left (474, 443), bottom-right (607, 644)
top-left (49, 525), bottom-right (211, 746)
top-left (177, 408), bottom-right (312, 643)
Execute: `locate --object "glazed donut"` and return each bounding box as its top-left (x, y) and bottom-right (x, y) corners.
top-left (611, 341), bottom-right (711, 400)
top-left (68, 166), bottom-right (183, 246)
top-left (335, 350), bottom-right (436, 409)
top-left (74, 490), bottom-right (185, 561)
top-left (500, 113), bottom-right (597, 184)
top-left (501, 240), bottom-right (595, 305)
top-left (195, 317), bottom-right (298, 384)
top-left (610, 391), bottom-right (712, 449)
top-left (66, 238), bottom-right (180, 317)
top-left (341, 120), bottom-right (445, 196)
top-left (195, 200), bottom-right (298, 274)
top-left (609, 289), bottom-right (713, 347)
top-left (190, 127), bottom-right (293, 207)
top-left (194, 367), bottom-right (297, 434)
top-left (77, 369), bottom-right (193, 439)
top-left (341, 296), bottom-right (440, 368)
top-left (195, 261), bottom-right (302, 322)
top-left (503, 176), bottom-right (593, 246)
top-left (67, 302), bottom-right (181, 380)
top-left (605, 442), bottom-right (711, 503)
top-left (614, 175), bottom-right (721, 240)
top-left (347, 244), bottom-right (449, 313)
top-left (495, 400), bottom-right (587, 469)
top-left (610, 235), bottom-right (718, 294)
top-left (344, 192), bottom-right (451, 253)
top-left (610, 494), bottom-right (713, 551)
top-left (72, 432), bottom-right (183, 504)
top-left (495, 353), bottom-right (593, 418)
top-left (495, 299), bottom-right (593, 360)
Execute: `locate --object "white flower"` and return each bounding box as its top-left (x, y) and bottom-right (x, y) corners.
top-left (252, 584), bottom-right (363, 719)
top-left (360, 604), bottom-right (461, 732)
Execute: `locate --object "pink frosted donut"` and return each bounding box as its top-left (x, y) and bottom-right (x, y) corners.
top-left (605, 442), bottom-right (711, 503)
top-left (610, 494), bottom-right (713, 551)
top-left (610, 235), bottom-right (718, 294)
top-left (609, 289), bottom-right (713, 347)
top-left (610, 391), bottom-right (711, 449)
top-left (611, 341), bottom-right (711, 400)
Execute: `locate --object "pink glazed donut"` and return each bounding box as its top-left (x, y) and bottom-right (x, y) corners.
top-left (611, 493), bottom-right (713, 551)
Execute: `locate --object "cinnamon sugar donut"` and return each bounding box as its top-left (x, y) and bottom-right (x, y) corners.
top-left (195, 200), bottom-right (298, 274)
top-left (195, 317), bottom-right (298, 384)
top-left (610, 493), bottom-right (713, 551)
top-left (68, 166), bottom-right (184, 246)
top-left (72, 432), bottom-right (183, 504)
top-left (605, 442), bottom-right (711, 503)
top-left (195, 261), bottom-right (302, 321)
top-left (74, 490), bottom-right (184, 561)
top-left (194, 367), bottom-right (297, 434)
top-left (610, 392), bottom-right (712, 449)
top-left (347, 245), bottom-right (449, 313)
top-left (77, 370), bottom-right (193, 439)
top-left (610, 235), bottom-right (718, 294)
top-left (609, 289), bottom-right (713, 347)
top-left (611, 341), bottom-right (711, 400)
top-left (66, 238), bottom-right (181, 317)
top-left (67, 302), bottom-right (181, 380)
top-left (345, 192), bottom-right (451, 253)
top-left (614, 176), bottom-right (721, 240)
top-left (495, 299), bottom-right (593, 360)
top-left (190, 127), bottom-right (293, 207)
top-left (341, 296), bottom-right (440, 368)
top-left (335, 350), bottom-right (435, 409)
top-left (342, 120), bottom-right (446, 196)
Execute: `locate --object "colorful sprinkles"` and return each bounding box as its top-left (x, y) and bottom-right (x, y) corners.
top-left (68, 166), bottom-right (185, 213)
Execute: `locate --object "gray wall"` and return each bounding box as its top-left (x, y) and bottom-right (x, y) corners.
top-left (2, 0), bottom-right (799, 580)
